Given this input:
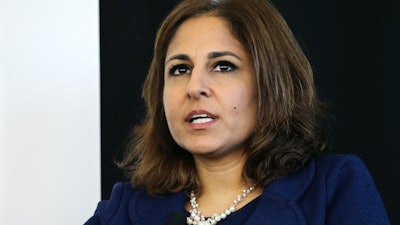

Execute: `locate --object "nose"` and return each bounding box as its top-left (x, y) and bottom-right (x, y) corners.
top-left (186, 68), bottom-right (211, 99)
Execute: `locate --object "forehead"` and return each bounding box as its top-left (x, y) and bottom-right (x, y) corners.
top-left (166, 15), bottom-right (245, 57)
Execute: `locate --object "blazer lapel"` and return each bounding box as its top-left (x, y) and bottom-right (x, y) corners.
top-left (128, 190), bottom-right (187, 225)
top-left (246, 159), bottom-right (316, 225)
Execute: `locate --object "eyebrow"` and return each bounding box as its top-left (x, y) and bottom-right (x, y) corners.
top-left (165, 51), bottom-right (241, 64)
top-left (208, 51), bottom-right (241, 60)
top-left (165, 54), bottom-right (190, 64)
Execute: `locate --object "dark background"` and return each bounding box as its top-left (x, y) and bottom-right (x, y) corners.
top-left (100, 0), bottom-right (399, 223)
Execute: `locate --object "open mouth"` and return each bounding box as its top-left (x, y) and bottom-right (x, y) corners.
top-left (189, 114), bottom-right (215, 124)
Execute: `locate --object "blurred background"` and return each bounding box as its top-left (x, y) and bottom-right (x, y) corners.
top-left (99, 0), bottom-right (399, 224)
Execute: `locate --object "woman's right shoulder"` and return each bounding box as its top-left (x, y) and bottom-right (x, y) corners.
top-left (105, 182), bottom-right (138, 208)
top-left (84, 182), bottom-right (140, 225)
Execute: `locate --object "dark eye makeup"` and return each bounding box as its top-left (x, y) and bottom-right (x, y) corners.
top-left (213, 61), bottom-right (237, 72)
top-left (167, 60), bottom-right (237, 76)
top-left (168, 64), bottom-right (191, 76)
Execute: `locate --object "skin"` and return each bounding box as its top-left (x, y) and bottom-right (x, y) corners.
top-left (163, 15), bottom-right (257, 160)
top-left (163, 15), bottom-right (261, 215)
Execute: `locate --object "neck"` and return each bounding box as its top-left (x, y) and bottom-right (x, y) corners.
top-left (194, 150), bottom-right (248, 194)
top-left (188, 150), bottom-right (261, 217)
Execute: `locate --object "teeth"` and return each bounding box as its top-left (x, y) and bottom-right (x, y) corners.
top-left (190, 114), bottom-right (213, 123)
top-left (192, 118), bottom-right (213, 124)
top-left (191, 114), bottom-right (208, 119)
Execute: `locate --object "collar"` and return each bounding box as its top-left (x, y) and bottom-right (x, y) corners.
top-left (128, 159), bottom-right (315, 225)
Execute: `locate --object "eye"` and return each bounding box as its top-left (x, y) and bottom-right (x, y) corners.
top-left (214, 61), bottom-right (237, 72)
top-left (168, 64), bottom-right (191, 76)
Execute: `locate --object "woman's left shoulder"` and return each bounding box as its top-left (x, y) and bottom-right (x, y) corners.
top-left (313, 154), bottom-right (368, 172)
top-left (302, 154), bottom-right (391, 224)
top-left (311, 154), bottom-right (376, 186)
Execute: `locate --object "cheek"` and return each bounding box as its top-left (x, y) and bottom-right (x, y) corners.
top-left (162, 88), bottom-right (179, 127)
top-left (228, 87), bottom-right (256, 112)
top-left (163, 85), bottom-right (173, 110)
top-left (162, 89), bottom-right (171, 121)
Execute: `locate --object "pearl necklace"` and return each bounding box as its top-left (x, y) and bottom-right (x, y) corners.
top-left (186, 185), bottom-right (255, 225)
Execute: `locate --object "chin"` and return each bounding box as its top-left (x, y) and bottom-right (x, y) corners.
top-left (183, 145), bottom-right (220, 155)
top-left (187, 146), bottom-right (216, 154)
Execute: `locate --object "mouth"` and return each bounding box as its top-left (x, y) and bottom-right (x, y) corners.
top-left (189, 114), bottom-right (215, 124)
top-left (186, 110), bottom-right (217, 124)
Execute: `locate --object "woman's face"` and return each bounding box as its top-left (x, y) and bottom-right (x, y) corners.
top-left (163, 15), bottom-right (257, 158)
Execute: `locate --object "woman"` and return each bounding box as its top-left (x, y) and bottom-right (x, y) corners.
top-left (86, 0), bottom-right (390, 224)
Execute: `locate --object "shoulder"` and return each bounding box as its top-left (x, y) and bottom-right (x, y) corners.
top-left (264, 154), bottom-right (368, 197)
top-left (100, 182), bottom-right (138, 213)
top-left (312, 154), bottom-right (376, 191)
top-left (264, 154), bottom-right (390, 224)
top-left (306, 154), bottom-right (390, 224)
top-left (313, 153), bottom-right (384, 197)
top-left (84, 182), bottom-right (140, 225)
top-left (85, 182), bottom-right (187, 225)
top-left (314, 153), bottom-right (366, 171)
top-left (313, 154), bottom-right (369, 179)
top-left (307, 154), bottom-right (381, 201)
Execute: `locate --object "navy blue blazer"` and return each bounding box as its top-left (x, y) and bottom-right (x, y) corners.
top-left (85, 154), bottom-right (390, 224)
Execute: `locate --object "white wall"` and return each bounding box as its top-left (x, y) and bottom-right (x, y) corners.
top-left (0, 0), bottom-right (101, 224)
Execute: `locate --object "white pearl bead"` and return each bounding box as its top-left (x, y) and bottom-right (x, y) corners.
top-left (225, 209), bottom-right (231, 215)
top-left (188, 185), bottom-right (256, 225)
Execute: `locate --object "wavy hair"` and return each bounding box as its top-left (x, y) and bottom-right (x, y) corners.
top-left (118, 0), bottom-right (330, 195)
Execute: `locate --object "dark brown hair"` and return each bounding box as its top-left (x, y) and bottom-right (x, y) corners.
top-left (118, 0), bottom-right (329, 195)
